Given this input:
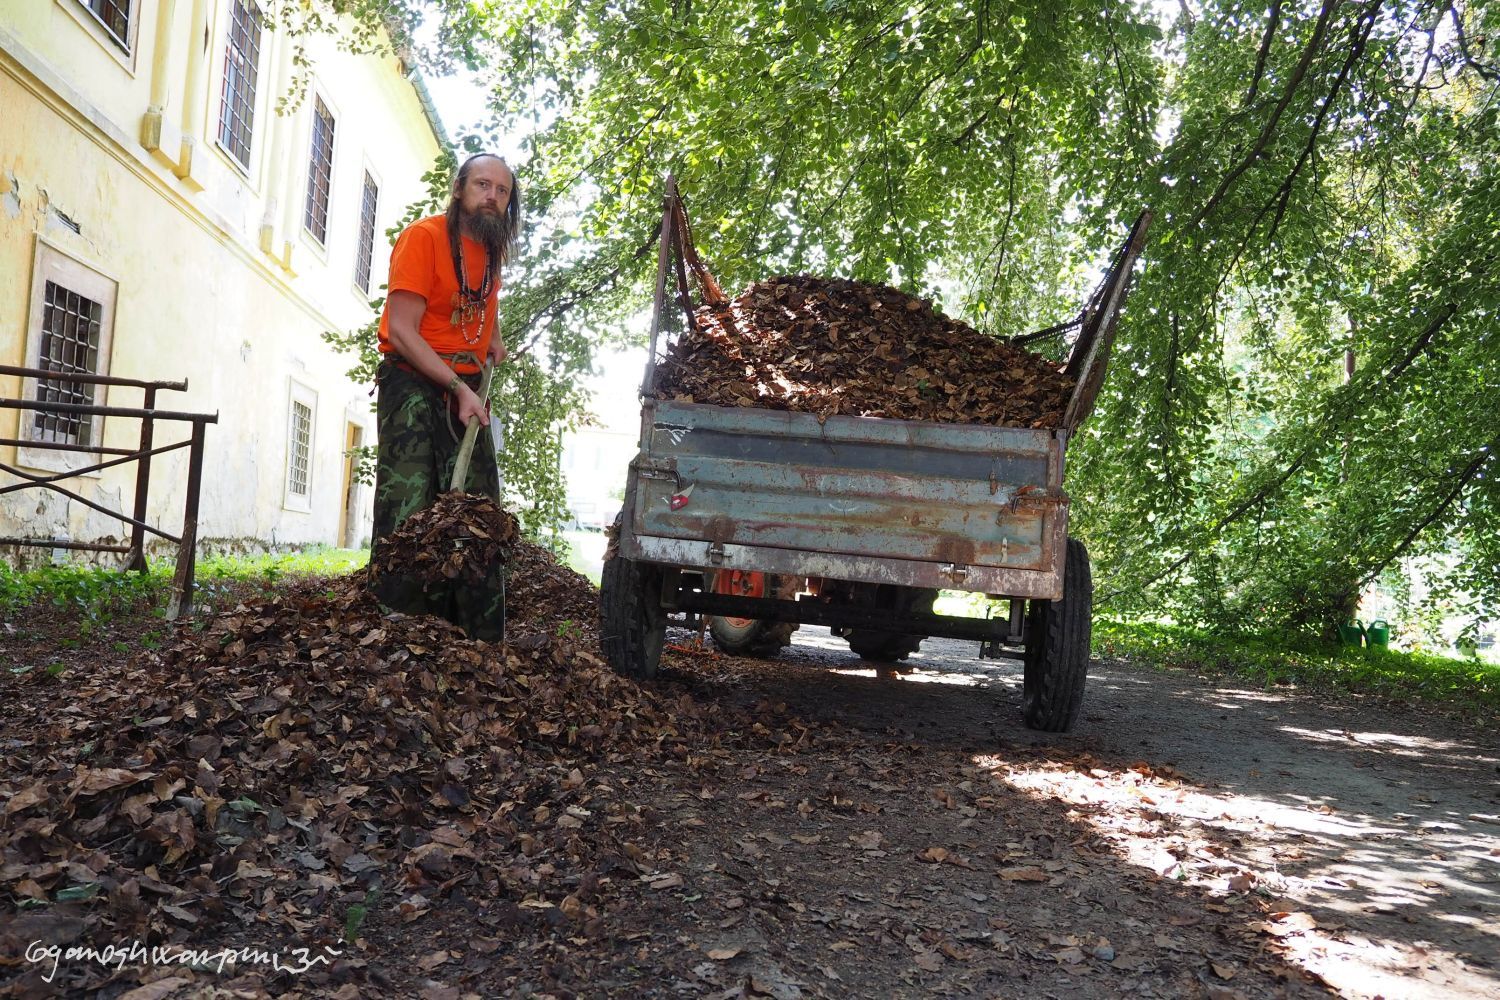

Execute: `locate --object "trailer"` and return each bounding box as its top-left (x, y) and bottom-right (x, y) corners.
top-left (600, 179), bottom-right (1149, 732)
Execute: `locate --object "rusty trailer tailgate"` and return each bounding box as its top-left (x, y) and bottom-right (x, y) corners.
top-left (623, 400), bottom-right (1069, 597)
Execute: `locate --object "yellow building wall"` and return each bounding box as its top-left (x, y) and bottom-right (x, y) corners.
top-left (0, 0), bottom-right (443, 557)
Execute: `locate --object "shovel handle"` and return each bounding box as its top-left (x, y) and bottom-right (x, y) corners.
top-left (449, 361), bottom-right (496, 492)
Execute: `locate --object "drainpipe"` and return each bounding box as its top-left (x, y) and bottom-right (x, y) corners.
top-left (139, 0), bottom-right (178, 161)
top-left (175, 0), bottom-right (210, 186)
top-left (260, 26), bottom-right (297, 262)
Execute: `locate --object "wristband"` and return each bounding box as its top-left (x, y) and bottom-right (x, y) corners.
top-left (446, 374), bottom-right (461, 395)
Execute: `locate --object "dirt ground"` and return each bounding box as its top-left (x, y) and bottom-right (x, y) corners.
top-left (2, 598), bottom-right (1496, 999)
top-left (731, 629), bottom-right (1500, 1000)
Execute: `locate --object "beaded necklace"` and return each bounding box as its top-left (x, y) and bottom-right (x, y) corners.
top-left (449, 235), bottom-right (495, 346)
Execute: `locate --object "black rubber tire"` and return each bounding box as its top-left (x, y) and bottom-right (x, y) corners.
top-left (599, 555), bottom-right (667, 680)
top-left (1022, 537), bottom-right (1092, 732)
top-left (844, 587), bottom-right (939, 662)
top-left (708, 574), bottom-right (798, 657)
top-left (709, 615), bottom-right (798, 657)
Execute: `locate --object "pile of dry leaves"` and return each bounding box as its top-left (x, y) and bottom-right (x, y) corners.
top-left (367, 493), bottom-right (519, 590)
top-left (652, 275), bottom-right (1075, 427)
top-left (0, 536), bottom-right (791, 995)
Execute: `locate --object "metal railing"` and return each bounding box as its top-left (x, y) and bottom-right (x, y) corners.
top-left (0, 365), bottom-right (217, 617)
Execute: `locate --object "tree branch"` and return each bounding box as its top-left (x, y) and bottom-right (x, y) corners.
top-left (1189, 0), bottom-right (1337, 228)
top-left (1357, 436), bottom-right (1500, 590)
top-left (1450, 3), bottom-right (1500, 82)
top-left (1243, 0), bottom-right (1283, 108)
top-left (1386, 304), bottom-right (1456, 381)
top-left (1264, 0), bottom-right (1381, 242)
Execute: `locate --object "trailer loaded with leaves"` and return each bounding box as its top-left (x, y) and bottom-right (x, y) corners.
top-left (601, 179), bottom-right (1149, 732)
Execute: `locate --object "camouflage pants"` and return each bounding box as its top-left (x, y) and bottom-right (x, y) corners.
top-left (370, 360), bottom-right (505, 642)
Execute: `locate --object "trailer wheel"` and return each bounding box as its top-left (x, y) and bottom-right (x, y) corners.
top-left (1022, 537), bottom-right (1091, 732)
top-left (599, 555), bottom-right (667, 680)
top-left (707, 570), bottom-right (798, 657)
top-left (844, 587), bottom-right (939, 662)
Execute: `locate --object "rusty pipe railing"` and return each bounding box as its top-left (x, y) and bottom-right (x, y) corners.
top-left (0, 365), bottom-right (217, 617)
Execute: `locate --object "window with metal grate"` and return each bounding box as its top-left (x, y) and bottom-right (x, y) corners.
top-left (303, 97), bottom-right (336, 244)
top-left (354, 171), bottom-right (379, 293)
top-left (217, 0), bottom-right (263, 169)
top-left (33, 281), bottom-right (103, 448)
top-left (81, 0), bottom-right (132, 53)
top-left (288, 400), bottom-right (312, 498)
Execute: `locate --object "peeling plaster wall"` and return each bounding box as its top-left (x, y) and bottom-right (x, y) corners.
top-left (0, 4), bottom-right (440, 560)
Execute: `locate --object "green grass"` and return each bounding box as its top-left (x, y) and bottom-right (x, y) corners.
top-left (1095, 619), bottom-right (1500, 713)
top-left (0, 547), bottom-right (369, 621)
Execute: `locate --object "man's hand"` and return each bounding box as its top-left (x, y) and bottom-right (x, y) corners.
top-left (488, 335), bottom-right (508, 365)
top-left (455, 383), bottom-right (489, 427)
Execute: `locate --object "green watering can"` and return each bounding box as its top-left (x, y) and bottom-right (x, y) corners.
top-left (1365, 619), bottom-right (1391, 649)
top-left (1338, 620), bottom-right (1366, 647)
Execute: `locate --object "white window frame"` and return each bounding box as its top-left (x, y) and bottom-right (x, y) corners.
top-left (57, 0), bottom-right (140, 72)
top-left (212, 0), bottom-right (267, 178)
top-left (352, 161), bottom-right (382, 299)
top-left (283, 379), bottom-right (316, 512)
top-left (17, 237), bottom-right (118, 477)
top-left (300, 87), bottom-right (340, 255)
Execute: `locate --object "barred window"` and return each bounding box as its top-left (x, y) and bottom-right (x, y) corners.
top-left (287, 399), bottom-right (312, 498)
top-left (303, 98), bottom-right (336, 244)
top-left (354, 171), bottom-right (379, 293)
top-left (33, 281), bottom-right (103, 447)
top-left (217, 0), bottom-right (263, 168)
top-left (81, 0), bottom-right (132, 53)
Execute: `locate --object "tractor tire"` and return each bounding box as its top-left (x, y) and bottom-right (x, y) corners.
top-left (599, 555), bottom-right (667, 680)
top-left (708, 573), bottom-right (799, 658)
top-left (844, 587), bottom-right (939, 662)
top-left (1022, 537), bottom-right (1092, 732)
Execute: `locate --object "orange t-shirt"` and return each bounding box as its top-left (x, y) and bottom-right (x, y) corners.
top-left (377, 215), bottom-right (501, 373)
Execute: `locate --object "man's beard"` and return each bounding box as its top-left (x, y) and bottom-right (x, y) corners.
top-left (464, 207), bottom-right (507, 255)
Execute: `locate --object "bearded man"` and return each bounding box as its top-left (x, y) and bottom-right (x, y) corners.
top-left (369, 153), bottom-right (520, 639)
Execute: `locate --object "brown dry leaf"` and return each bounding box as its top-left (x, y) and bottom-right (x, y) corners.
top-left (1227, 872), bottom-right (1256, 892)
top-left (647, 873), bottom-right (685, 891)
top-left (1266, 911), bottom-right (1318, 936)
top-left (72, 767), bottom-right (153, 796)
top-left (999, 866), bottom-right (1050, 882)
top-left (653, 275), bottom-right (1074, 429)
top-left (707, 947), bottom-right (742, 961)
top-left (1206, 987), bottom-right (1249, 1000)
top-left (418, 950), bottom-right (450, 971)
top-left (917, 847), bottom-right (950, 864)
top-left (116, 979), bottom-right (194, 1000)
top-left (1212, 961), bottom-right (1238, 980)
top-left (851, 831), bottom-right (883, 850)
top-left (913, 951), bottom-right (943, 972)
top-left (4, 783), bottom-right (48, 815)
top-left (1111, 952), bottom-right (1153, 972)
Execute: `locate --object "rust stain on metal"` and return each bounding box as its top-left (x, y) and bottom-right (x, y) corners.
top-left (934, 537), bottom-right (977, 566)
top-left (704, 515), bottom-right (736, 543)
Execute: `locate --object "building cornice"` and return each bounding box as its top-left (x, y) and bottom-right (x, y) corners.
top-left (0, 23), bottom-right (369, 338)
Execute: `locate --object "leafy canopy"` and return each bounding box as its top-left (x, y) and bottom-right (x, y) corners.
top-left (309, 0), bottom-right (1500, 637)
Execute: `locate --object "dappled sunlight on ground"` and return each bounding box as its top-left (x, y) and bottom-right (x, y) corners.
top-left (686, 626), bottom-right (1500, 998)
top-left (969, 658), bottom-right (1500, 1000)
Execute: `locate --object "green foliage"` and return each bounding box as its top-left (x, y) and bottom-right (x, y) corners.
top-left (1095, 619), bottom-right (1500, 714)
top-left (311, 0), bottom-right (1500, 640)
top-left (0, 549), bottom-right (369, 618)
top-left (342, 887), bottom-right (382, 945)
